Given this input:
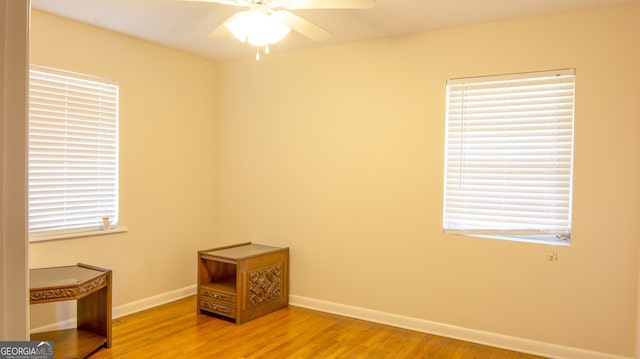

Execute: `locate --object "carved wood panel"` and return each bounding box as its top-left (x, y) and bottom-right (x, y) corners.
top-left (30, 275), bottom-right (107, 303)
top-left (248, 263), bottom-right (283, 308)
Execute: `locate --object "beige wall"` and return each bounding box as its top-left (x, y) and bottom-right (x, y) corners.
top-left (28, 10), bottom-right (219, 318)
top-left (215, 4), bottom-right (640, 357)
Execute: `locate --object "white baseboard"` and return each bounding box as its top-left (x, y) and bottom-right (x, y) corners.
top-left (30, 317), bottom-right (77, 334)
top-left (289, 294), bottom-right (632, 359)
top-left (112, 285), bottom-right (197, 319)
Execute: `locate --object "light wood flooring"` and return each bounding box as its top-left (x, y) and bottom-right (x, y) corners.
top-left (90, 296), bottom-right (547, 358)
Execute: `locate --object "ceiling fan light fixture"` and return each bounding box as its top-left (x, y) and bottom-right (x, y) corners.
top-left (226, 10), bottom-right (291, 47)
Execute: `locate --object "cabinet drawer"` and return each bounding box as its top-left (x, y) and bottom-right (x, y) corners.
top-left (200, 287), bottom-right (236, 304)
top-left (200, 298), bottom-right (235, 318)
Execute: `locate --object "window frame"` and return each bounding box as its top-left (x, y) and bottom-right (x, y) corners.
top-left (28, 65), bottom-right (121, 242)
top-left (442, 68), bottom-right (576, 245)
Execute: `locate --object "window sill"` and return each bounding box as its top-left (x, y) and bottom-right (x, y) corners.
top-left (29, 227), bottom-right (128, 243)
top-left (444, 231), bottom-right (571, 246)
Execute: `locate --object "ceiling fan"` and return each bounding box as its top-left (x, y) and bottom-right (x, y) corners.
top-left (182, 0), bottom-right (375, 59)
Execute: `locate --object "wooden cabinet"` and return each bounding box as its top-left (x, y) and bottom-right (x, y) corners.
top-left (30, 263), bottom-right (112, 359)
top-left (198, 242), bottom-right (289, 324)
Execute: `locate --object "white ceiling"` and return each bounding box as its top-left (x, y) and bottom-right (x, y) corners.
top-left (31, 0), bottom-right (640, 61)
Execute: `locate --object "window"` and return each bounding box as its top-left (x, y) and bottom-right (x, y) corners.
top-left (442, 69), bottom-right (575, 245)
top-left (28, 65), bottom-right (119, 241)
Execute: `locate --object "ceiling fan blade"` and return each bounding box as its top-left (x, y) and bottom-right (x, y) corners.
top-left (178, 0), bottom-right (249, 7)
top-left (274, 10), bottom-right (331, 41)
top-left (280, 0), bottom-right (374, 9)
top-left (208, 14), bottom-right (237, 38)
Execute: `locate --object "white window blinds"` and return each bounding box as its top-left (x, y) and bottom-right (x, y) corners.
top-left (28, 65), bottom-right (119, 240)
top-left (443, 69), bottom-right (575, 244)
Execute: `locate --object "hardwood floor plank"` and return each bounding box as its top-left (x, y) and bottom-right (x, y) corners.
top-left (89, 296), bottom-right (548, 358)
